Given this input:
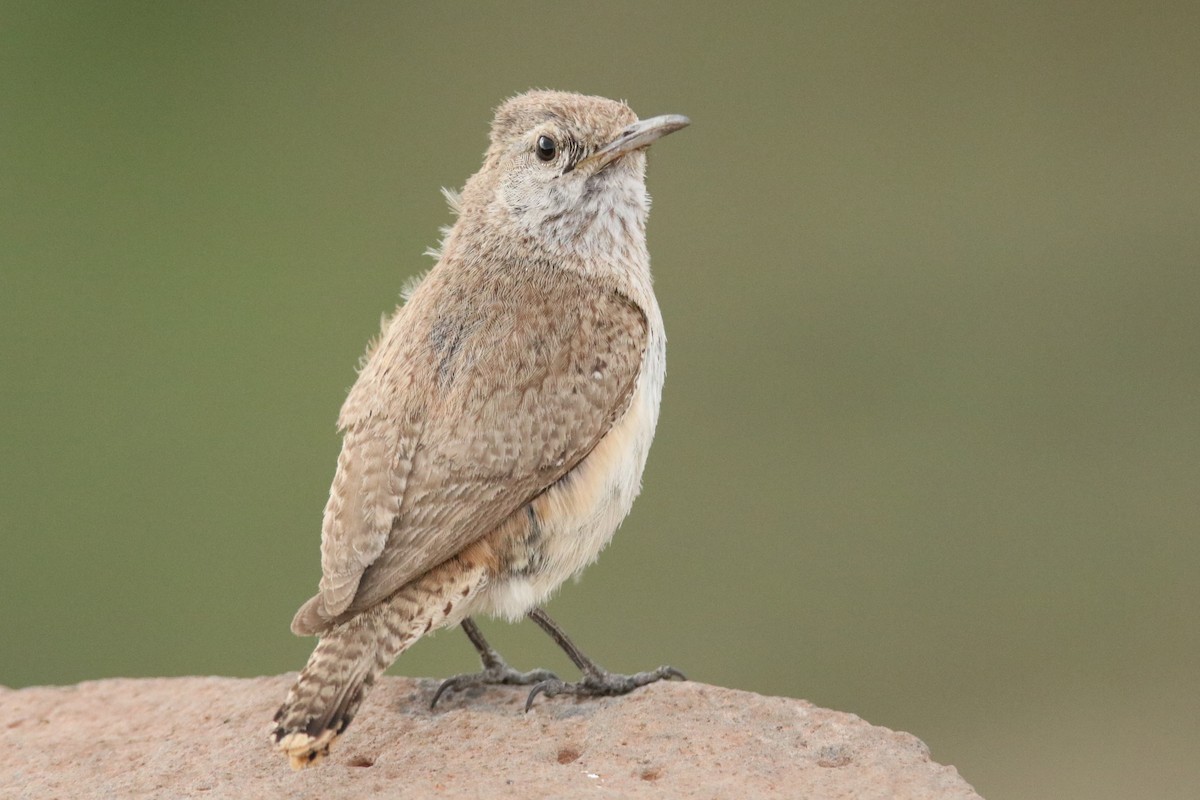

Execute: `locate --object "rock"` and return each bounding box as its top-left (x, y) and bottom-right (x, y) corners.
top-left (1, 676), bottom-right (980, 799)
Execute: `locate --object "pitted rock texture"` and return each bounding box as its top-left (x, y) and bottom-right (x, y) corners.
top-left (1, 676), bottom-right (981, 799)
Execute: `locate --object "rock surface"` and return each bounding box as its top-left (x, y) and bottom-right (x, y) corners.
top-left (2, 676), bottom-right (980, 799)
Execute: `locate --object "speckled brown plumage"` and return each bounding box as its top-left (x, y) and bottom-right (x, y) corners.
top-left (272, 90), bottom-right (687, 769)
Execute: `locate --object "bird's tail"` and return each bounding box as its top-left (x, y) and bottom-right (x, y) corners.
top-left (272, 554), bottom-right (488, 769)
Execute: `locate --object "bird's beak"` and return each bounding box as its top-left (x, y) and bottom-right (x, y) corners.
top-left (573, 114), bottom-right (690, 174)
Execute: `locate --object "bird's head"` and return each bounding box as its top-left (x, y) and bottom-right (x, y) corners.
top-left (452, 90), bottom-right (688, 261)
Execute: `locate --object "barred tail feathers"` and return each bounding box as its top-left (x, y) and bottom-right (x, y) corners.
top-left (272, 558), bottom-right (487, 769)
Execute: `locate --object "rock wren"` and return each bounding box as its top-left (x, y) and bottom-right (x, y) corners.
top-left (272, 90), bottom-right (689, 769)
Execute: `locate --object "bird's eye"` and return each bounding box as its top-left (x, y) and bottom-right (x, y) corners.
top-left (535, 135), bottom-right (557, 162)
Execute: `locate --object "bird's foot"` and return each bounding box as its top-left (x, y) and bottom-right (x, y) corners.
top-left (524, 665), bottom-right (685, 712)
top-left (431, 661), bottom-right (559, 709)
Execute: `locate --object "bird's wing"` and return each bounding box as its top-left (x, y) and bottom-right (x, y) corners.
top-left (291, 264), bottom-right (648, 634)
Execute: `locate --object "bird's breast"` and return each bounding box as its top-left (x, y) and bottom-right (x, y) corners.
top-left (477, 321), bottom-right (665, 621)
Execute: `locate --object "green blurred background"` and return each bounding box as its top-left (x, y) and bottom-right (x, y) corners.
top-left (2, 2), bottom-right (1197, 797)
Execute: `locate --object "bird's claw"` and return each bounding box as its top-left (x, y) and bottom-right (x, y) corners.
top-left (524, 665), bottom-right (686, 712)
top-left (431, 664), bottom-right (559, 709)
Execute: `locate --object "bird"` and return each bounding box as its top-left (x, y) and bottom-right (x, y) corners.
top-left (272, 90), bottom-right (689, 769)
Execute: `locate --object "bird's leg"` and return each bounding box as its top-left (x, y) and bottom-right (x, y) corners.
top-left (523, 606), bottom-right (685, 712)
top-left (430, 618), bottom-right (558, 708)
